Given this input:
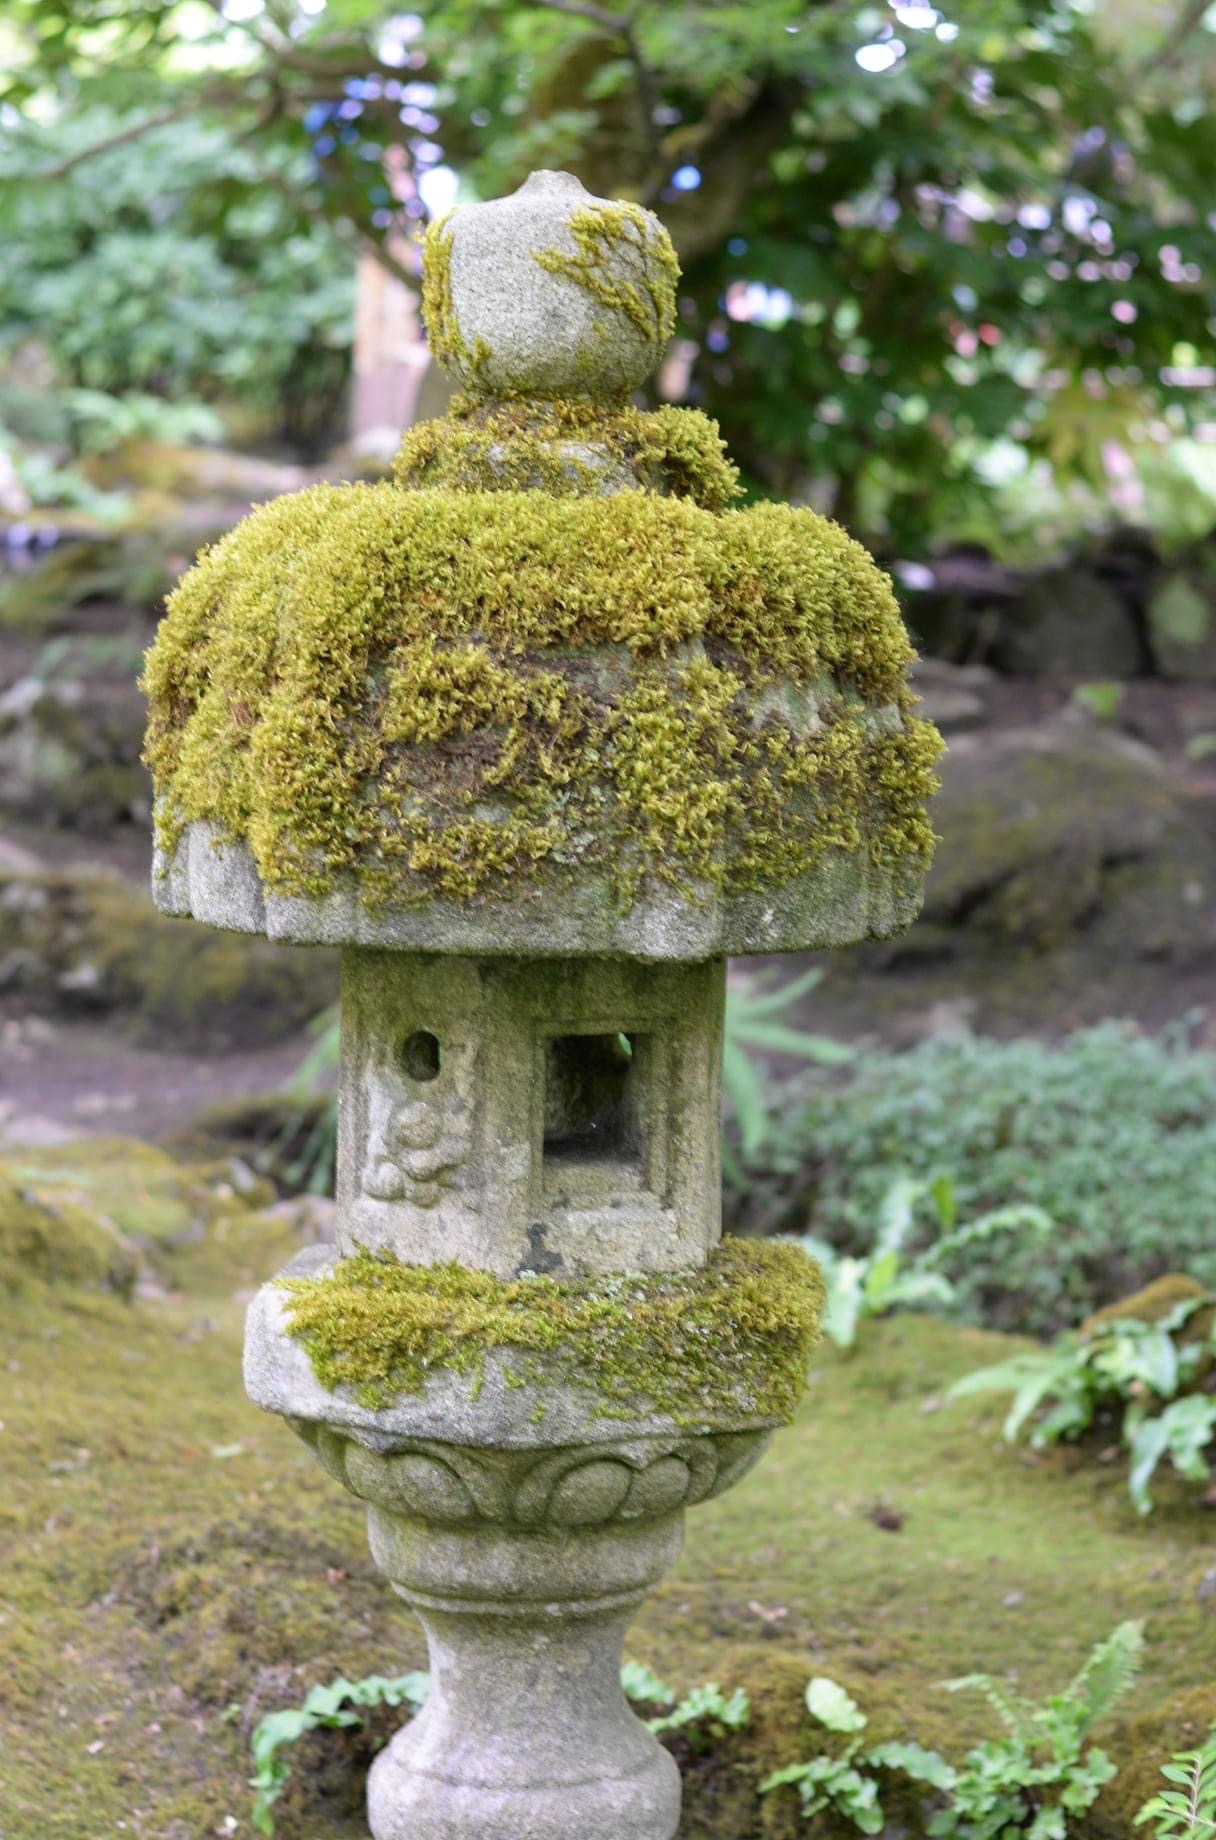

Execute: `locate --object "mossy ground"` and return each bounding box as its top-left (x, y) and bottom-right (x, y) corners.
top-left (5, 1169), bottom-right (1212, 1838)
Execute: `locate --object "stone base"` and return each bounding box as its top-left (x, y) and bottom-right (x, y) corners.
top-left (368, 1739), bottom-right (680, 1840)
top-left (245, 1263), bottom-right (776, 1840)
top-left (367, 1506), bottom-right (683, 1840)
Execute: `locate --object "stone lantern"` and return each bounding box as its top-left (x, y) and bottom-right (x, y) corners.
top-left (143, 171), bottom-right (939, 1840)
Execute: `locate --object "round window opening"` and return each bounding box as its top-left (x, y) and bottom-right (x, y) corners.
top-left (402, 1030), bottom-right (442, 1082)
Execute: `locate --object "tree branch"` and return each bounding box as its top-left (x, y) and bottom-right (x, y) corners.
top-left (525, 0), bottom-right (663, 164)
top-left (1133, 0), bottom-right (1211, 78)
top-left (35, 100), bottom-right (198, 179)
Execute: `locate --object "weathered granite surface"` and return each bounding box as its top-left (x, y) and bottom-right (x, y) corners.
top-left (439, 168), bottom-right (673, 402)
top-left (152, 820), bottom-right (923, 958)
top-left (335, 951), bottom-right (724, 1277)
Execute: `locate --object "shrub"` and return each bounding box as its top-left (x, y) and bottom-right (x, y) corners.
top-left (733, 1024), bottom-right (1216, 1336)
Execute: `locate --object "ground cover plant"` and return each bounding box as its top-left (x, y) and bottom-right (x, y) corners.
top-left (731, 1023), bottom-right (1216, 1335)
top-left (252, 1664), bottom-right (753, 1833)
top-left (762, 1623), bottom-right (1142, 1836)
top-left (952, 1282), bottom-right (1216, 1514)
top-left (250, 1629), bottom-right (1143, 1837)
top-left (793, 1172), bottom-right (1052, 1350)
top-left (1136, 1723), bottom-right (1216, 1835)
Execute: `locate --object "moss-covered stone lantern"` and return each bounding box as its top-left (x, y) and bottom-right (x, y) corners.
top-left (143, 170), bottom-right (940, 1840)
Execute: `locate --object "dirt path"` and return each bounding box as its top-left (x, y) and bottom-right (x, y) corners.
top-left (0, 1015), bottom-right (307, 1147)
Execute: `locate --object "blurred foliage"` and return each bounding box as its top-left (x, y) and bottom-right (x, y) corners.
top-left (727, 1021), bottom-right (1216, 1337)
top-left (0, 110), bottom-right (354, 499)
top-left (0, 1), bottom-right (1214, 547)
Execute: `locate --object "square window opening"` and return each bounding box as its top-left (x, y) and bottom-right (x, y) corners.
top-left (543, 1032), bottom-right (646, 1174)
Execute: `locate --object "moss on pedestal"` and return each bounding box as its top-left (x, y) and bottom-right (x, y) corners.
top-left (278, 1238), bottom-right (825, 1424)
top-left (143, 478), bottom-right (941, 907)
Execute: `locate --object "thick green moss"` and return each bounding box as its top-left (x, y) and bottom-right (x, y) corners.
top-left (143, 481), bottom-right (940, 905)
top-left (393, 400), bottom-right (741, 511)
top-left (278, 1238), bottom-right (825, 1423)
top-left (0, 1162), bottom-right (139, 1296)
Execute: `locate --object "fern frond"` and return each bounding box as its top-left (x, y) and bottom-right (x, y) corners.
top-left (1136, 1728), bottom-right (1216, 1833)
top-left (942, 1672), bottom-right (1035, 1741)
top-left (1068, 1620), bottom-right (1143, 1725)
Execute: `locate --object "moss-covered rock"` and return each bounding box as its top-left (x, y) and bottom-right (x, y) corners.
top-left (1080, 1274), bottom-right (1211, 1339)
top-left (0, 674), bottom-right (149, 830)
top-left (0, 1134), bottom-right (302, 1296)
top-left (1147, 537), bottom-right (1216, 682)
top-left (0, 1159), bottom-right (139, 1295)
top-left (0, 866), bottom-right (335, 1046)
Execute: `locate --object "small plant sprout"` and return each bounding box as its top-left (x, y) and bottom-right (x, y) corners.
top-left (1136, 1724), bottom-right (1216, 1836)
top-left (644, 1681), bottom-right (751, 1750)
top-left (251, 1662), bottom-right (748, 1831)
top-left (619, 1661), bottom-right (677, 1708)
top-left (762, 1673), bottom-right (956, 1833)
top-left (249, 1672), bottom-right (430, 1835)
top-left (763, 1624), bottom-right (1142, 1835)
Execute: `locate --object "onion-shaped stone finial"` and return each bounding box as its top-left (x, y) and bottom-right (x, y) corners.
top-left (422, 169), bottom-right (679, 402)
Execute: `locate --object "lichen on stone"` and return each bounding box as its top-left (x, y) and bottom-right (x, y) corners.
top-left (533, 200), bottom-right (678, 356)
top-left (278, 1238), bottom-right (825, 1423)
top-left (143, 477), bottom-right (941, 909)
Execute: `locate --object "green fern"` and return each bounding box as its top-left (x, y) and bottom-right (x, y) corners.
top-left (941, 1670), bottom-right (1037, 1744)
top-left (1136, 1727), bottom-right (1216, 1835)
top-left (1067, 1620), bottom-right (1146, 1726)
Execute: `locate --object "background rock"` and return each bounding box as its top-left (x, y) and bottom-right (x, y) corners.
top-left (0, 866), bottom-right (337, 1048)
top-left (1146, 536), bottom-right (1216, 681)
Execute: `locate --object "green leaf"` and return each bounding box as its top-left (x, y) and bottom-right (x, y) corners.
top-left (727, 1019), bottom-right (854, 1063)
top-left (620, 1661), bottom-right (676, 1707)
top-left (865, 1739), bottom-right (956, 1789)
top-left (1128, 1413), bottom-right (1172, 1515)
top-left (806, 1676), bottom-right (868, 1734)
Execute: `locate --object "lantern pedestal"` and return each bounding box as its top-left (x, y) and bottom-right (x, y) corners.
top-left (247, 1269), bottom-right (772, 1840)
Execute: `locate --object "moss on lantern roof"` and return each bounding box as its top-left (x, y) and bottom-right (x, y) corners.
top-left (393, 398), bottom-right (741, 510)
top-left (142, 465), bottom-right (941, 909)
top-left (278, 1237), bottom-right (825, 1424)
